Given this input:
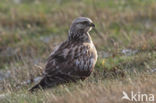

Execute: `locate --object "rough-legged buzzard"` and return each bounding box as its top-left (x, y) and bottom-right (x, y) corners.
top-left (29, 17), bottom-right (98, 92)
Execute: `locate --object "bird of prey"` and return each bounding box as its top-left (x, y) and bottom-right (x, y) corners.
top-left (29, 17), bottom-right (98, 92)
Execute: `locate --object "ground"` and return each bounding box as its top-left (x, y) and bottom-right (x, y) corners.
top-left (0, 0), bottom-right (156, 103)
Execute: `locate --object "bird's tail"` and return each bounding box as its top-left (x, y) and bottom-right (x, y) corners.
top-left (28, 83), bottom-right (40, 92)
top-left (28, 76), bottom-right (51, 92)
top-left (28, 74), bottom-right (78, 92)
top-left (28, 76), bottom-right (61, 92)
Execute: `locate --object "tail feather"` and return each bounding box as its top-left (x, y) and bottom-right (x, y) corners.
top-left (28, 79), bottom-right (46, 92)
top-left (28, 73), bottom-right (79, 92)
top-left (28, 76), bottom-right (60, 92)
top-left (28, 83), bottom-right (41, 92)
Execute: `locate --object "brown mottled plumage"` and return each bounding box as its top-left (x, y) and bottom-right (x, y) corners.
top-left (29, 17), bottom-right (98, 92)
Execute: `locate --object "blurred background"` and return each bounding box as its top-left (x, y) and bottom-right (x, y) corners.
top-left (0, 0), bottom-right (156, 102)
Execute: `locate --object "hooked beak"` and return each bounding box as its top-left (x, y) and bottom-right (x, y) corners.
top-left (89, 23), bottom-right (95, 27)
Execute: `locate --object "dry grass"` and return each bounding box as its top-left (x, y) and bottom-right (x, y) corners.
top-left (0, 72), bottom-right (155, 103)
top-left (0, 0), bottom-right (156, 103)
top-left (51, 73), bottom-right (156, 103)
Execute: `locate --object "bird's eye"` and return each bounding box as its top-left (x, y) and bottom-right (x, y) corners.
top-left (82, 21), bottom-right (89, 24)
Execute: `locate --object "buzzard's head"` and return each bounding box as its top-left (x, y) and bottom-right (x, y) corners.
top-left (68, 17), bottom-right (95, 40)
top-left (70, 17), bottom-right (95, 33)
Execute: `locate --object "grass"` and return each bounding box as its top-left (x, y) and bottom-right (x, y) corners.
top-left (0, 0), bottom-right (156, 103)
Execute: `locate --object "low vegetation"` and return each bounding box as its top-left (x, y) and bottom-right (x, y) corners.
top-left (0, 0), bottom-right (155, 103)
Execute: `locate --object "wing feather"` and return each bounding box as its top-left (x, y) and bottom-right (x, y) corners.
top-left (44, 41), bottom-right (96, 80)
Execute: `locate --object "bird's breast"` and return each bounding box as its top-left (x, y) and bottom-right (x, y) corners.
top-left (74, 42), bottom-right (97, 73)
